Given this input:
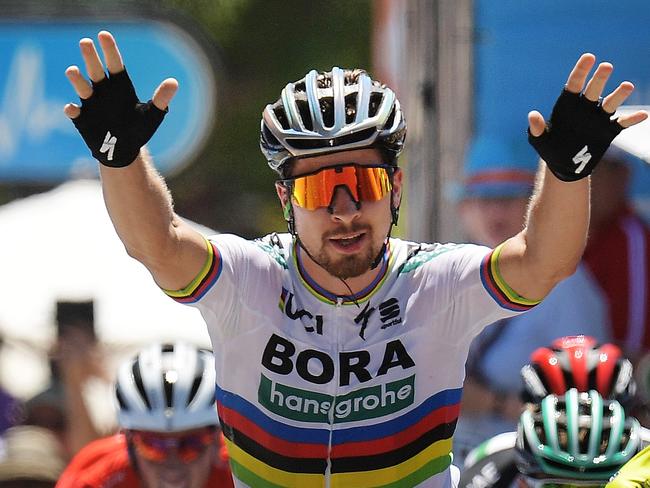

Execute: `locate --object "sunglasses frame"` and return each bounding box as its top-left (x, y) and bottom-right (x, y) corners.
top-left (128, 426), bottom-right (217, 464)
top-left (278, 162), bottom-right (397, 210)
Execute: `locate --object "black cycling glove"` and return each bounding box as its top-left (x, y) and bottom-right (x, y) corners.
top-left (71, 69), bottom-right (167, 168)
top-left (528, 89), bottom-right (623, 181)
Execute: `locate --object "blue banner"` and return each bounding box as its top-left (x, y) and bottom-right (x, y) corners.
top-left (0, 21), bottom-right (217, 182)
top-left (474, 0), bottom-right (650, 219)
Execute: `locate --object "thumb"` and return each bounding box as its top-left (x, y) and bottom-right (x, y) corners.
top-left (528, 110), bottom-right (546, 137)
top-left (152, 78), bottom-right (178, 110)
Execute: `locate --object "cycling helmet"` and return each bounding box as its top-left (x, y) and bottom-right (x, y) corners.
top-left (260, 67), bottom-right (407, 174)
top-left (114, 342), bottom-right (218, 432)
top-left (515, 388), bottom-right (641, 483)
top-left (520, 335), bottom-right (636, 406)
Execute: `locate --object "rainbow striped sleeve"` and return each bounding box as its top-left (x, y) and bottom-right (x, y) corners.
top-left (480, 243), bottom-right (540, 311)
top-left (163, 237), bottom-right (222, 303)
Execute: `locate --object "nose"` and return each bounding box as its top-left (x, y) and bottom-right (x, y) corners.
top-left (327, 185), bottom-right (361, 222)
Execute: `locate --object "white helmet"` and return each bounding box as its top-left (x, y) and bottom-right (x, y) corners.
top-left (115, 342), bottom-right (218, 432)
top-left (260, 67), bottom-right (406, 174)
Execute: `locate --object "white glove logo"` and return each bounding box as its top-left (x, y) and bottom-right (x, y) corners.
top-left (99, 130), bottom-right (117, 161)
top-left (572, 145), bottom-right (592, 174)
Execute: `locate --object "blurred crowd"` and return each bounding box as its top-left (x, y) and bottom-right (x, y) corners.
top-left (0, 141), bottom-right (648, 486)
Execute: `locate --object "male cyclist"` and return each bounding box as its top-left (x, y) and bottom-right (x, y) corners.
top-left (56, 342), bottom-right (233, 488)
top-left (64, 30), bottom-right (646, 487)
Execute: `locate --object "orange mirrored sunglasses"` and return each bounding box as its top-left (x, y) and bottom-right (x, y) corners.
top-left (130, 427), bottom-right (216, 463)
top-left (280, 163), bottom-right (395, 210)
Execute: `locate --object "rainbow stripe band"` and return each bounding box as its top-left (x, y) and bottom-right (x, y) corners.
top-left (217, 383), bottom-right (461, 486)
top-left (163, 238), bottom-right (222, 303)
top-left (480, 243), bottom-right (540, 311)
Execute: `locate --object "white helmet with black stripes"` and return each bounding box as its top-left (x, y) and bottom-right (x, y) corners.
top-left (114, 342), bottom-right (218, 432)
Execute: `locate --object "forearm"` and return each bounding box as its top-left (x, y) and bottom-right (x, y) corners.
top-left (501, 164), bottom-right (589, 298)
top-left (99, 148), bottom-right (206, 289)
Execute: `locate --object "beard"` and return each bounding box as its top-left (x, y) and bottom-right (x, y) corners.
top-left (300, 225), bottom-right (384, 279)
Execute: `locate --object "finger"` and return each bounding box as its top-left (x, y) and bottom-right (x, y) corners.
top-left (97, 30), bottom-right (125, 75)
top-left (65, 65), bottom-right (93, 99)
top-left (152, 78), bottom-right (179, 110)
top-left (617, 110), bottom-right (648, 129)
top-left (583, 62), bottom-right (613, 102)
top-left (565, 53), bottom-right (596, 94)
top-left (528, 110), bottom-right (546, 137)
top-left (63, 103), bottom-right (81, 119)
top-left (602, 81), bottom-right (635, 113)
top-left (79, 37), bottom-right (106, 83)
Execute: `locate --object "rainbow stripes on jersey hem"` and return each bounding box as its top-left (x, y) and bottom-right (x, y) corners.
top-left (163, 238), bottom-right (221, 303)
top-left (216, 382), bottom-right (461, 487)
top-left (480, 243), bottom-right (540, 311)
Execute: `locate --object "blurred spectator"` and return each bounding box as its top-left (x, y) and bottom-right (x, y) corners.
top-left (56, 342), bottom-right (233, 488)
top-left (0, 378), bottom-right (21, 436)
top-left (0, 425), bottom-right (66, 487)
top-left (451, 136), bottom-right (611, 465)
top-left (583, 146), bottom-right (650, 359)
top-left (23, 300), bottom-right (106, 459)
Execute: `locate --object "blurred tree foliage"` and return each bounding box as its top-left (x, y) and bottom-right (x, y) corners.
top-left (0, 0), bottom-right (371, 238)
top-left (159, 0), bottom-right (372, 237)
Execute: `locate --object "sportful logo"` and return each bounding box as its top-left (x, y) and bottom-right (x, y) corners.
top-left (572, 145), bottom-right (592, 174)
top-left (258, 373), bottom-right (415, 423)
top-left (100, 130), bottom-right (117, 161)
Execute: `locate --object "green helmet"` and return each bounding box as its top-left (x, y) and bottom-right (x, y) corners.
top-left (515, 388), bottom-right (641, 484)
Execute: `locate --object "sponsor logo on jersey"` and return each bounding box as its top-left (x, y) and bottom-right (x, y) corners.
top-left (258, 373), bottom-right (415, 423)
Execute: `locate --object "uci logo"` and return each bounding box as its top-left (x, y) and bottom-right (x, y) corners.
top-left (261, 333), bottom-right (415, 387)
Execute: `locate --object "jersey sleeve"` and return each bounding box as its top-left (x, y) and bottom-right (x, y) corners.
top-left (440, 243), bottom-right (540, 340)
top-left (161, 233), bottom-right (286, 342)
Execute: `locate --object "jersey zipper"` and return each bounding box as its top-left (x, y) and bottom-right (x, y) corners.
top-left (325, 296), bottom-right (344, 488)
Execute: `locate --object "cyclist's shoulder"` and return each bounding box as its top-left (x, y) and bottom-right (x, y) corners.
top-left (57, 434), bottom-right (138, 488)
top-left (390, 238), bottom-right (480, 273)
top-left (459, 432), bottom-right (518, 488)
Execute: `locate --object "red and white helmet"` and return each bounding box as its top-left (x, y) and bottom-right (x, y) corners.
top-left (520, 335), bottom-right (636, 406)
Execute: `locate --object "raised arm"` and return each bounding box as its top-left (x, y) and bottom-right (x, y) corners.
top-left (497, 53), bottom-right (647, 300)
top-left (64, 31), bottom-right (207, 290)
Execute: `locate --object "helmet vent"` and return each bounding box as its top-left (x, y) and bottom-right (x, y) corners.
top-left (368, 92), bottom-right (383, 118)
top-left (164, 373), bottom-right (174, 408)
top-left (344, 93), bottom-right (358, 124)
top-left (295, 100), bottom-right (313, 131)
top-left (132, 361), bottom-right (152, 409)
top-left (115, 384), bottom-right (129, 410)
top-left (273, 107), bottom-right (291, 130)
top-left (320, 97), bottom-right (334, 127)
top-left (188, 358), bottom-right (205, 404)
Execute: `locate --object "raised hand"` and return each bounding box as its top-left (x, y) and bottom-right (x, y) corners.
top-left (64, 31), bottom-right (179, 167)
top-left (528, 53), bottom-right (647, 181)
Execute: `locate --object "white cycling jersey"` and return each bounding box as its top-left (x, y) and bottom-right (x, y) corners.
top-left (164, 233), bottom-right (538, 488)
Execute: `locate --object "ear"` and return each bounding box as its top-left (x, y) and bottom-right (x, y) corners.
top-left (275, 182), bottom-right (289, 206)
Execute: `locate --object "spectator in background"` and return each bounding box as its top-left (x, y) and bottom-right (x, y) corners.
top-left (23, 300), bottom-right (106, 459)
top-left (56, 342), bottom-right (233, 488)
top-left (0, 340), bottom-right (21, 435)
top-left (451, 136), bottom-right (611, 466)
top-left (0, 425), bottom-right (66, 487)
top-left (583, 146), bottom-right (650, 359)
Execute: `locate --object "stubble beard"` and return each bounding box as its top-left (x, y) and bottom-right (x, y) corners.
top-left (311, 229), bottom-right (381, 280)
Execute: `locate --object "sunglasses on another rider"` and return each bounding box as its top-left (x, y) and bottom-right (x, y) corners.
top-left (280, 163), bottom-right (395, 210)
top-left (130, 426), bottom-right (217, 464)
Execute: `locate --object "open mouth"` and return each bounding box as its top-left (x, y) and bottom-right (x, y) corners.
top-left (329, 232), bottom-right (365, 249)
